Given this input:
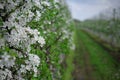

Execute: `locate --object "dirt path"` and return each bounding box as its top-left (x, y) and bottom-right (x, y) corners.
top-left (73, 30), bottom-right (95, 80)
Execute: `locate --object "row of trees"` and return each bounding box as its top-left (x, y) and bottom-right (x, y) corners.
top-left (0, 0), bottom-right (74, 80)
top-left (80, 7), bottom-right (120, 48)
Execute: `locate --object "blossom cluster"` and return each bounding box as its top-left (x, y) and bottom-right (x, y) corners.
top-left (0, 53), bottom-right (15, 80)
top-left (0, 52), bottom-right (40, 80)
top-left (19, 54), bottom-right (40, 78)
top-left (0, 0), bottom-right (46, 79)
top-left (6, 26), bottom-right (45, 52)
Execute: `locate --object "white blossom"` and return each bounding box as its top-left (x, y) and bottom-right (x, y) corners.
top-left (0, 53), bottom-right (15, 68)
top-left (35, 10), bottom-right (41, 21)
top-left (20, 65), bottom-right (27, 73)
top-left (37, 36), bottom-right (45, 47)
top-left (27, 54), bottom-right (40, 67)
top-left (33, 0), bottom-right (42, 8)
top-left (41, 1), bottom-right (50, 6)
top-left (19, 54), bottom-right (40, 76)
top-left (0, 3), bottom-right (4, 9)
top-left (0, 69), bottom-right (12, 80)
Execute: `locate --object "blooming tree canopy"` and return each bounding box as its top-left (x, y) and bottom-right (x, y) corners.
top-left (0, 0), bottom-right (74, 80)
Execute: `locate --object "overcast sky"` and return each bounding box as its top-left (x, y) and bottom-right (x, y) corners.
top-left (66, 0), bottom-right (120, 21)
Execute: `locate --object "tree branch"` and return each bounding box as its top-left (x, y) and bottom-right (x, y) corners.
top-left (9, 46), bottom-right (27, 57)
top-left (45, 33), bottom-right (63, 54)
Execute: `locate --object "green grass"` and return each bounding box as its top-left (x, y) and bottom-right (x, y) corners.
top-left (63, 28), bottom-right (120, 80)
top-left (62, 32), bottom-right (76, 80)
top-left (62, 50), bottom-right (75, 80)
top-left (78, 30), bottom-right (120, 80)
